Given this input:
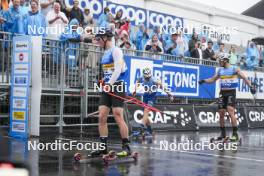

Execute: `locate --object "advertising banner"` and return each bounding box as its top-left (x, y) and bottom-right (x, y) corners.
top-left (125, 104), bottom-right (197, 130)
top-left (124, 56), bottom-right (216, 99)
top-left (9, 36), bottom-right (31, 139)
top-left (245, 106), bottom-right (264, 128)
top-left (193, 105), bottom-right (248, 128)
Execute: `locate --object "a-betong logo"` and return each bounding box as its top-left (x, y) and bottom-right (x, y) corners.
top-left (133, 107), bottom-right (192, 127)
top-left (198, 109), bottom-right (244, 125)
top-left (249, 111), bottom-right (264, 122)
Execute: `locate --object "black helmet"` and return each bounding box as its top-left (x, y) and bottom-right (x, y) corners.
top-left (95, 28), bottom-right (114, 38)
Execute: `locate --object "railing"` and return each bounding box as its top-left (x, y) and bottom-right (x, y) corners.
top-left (1, 31), bottom-right (264, 131)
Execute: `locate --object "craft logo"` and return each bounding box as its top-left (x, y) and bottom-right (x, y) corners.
top-left (13, 111), bottom-right (25, 121)
top-left (198, 109), bottom-right (245, 125)
top-left (133, 107), bottom-right (192, 127)
top-left (249, 111), bottom-right (264, 122)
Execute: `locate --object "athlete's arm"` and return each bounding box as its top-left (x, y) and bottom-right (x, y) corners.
top-left (109, 48), bottom-right (124, 85)
top-left (200, 73), bottom-right (220, 84)
top-left (236, 68), bottom-right (252, 87)
top-left (133, 79), bottom-right (140, 96)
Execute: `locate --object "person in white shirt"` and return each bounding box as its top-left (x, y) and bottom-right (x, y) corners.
top-left (46, 1), bottom-right (68, 39)
top-left (40, 0), bottom-right (54, 16)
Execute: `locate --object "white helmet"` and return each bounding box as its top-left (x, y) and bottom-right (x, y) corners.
top-left (143, 68), bottom-right (152, 78)
top-left (219, 53), bottom-right (230, 61)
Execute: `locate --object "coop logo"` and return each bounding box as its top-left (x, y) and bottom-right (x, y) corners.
top-left (19, 53), bottom-right (24, 61)
top-left (65, 0), bottom-right (183, 28)
top-left (133, 107), bottom-right (192, 127)
top-left (198, 109), bottom-right (244, 125)
top-left (249, 111), bottom-right (264, 122)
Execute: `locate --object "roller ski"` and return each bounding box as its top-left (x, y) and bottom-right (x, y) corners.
top-left (131, 124), bottom-right (153, 140)
top-left (210, 135), bottom-right (242, 146)
top-left (102, 150), bottom-right (139, 165)
top-left (73, 149), bottom-right (109, 163)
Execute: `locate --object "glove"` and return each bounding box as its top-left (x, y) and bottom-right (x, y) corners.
top-left (199, 80), bottom-right (206, 85)
top-left (168, 93), bottom-right (174, 102)
top-left (132, 91), bottom-right (136, 97)
top-left (98, 79), bottom-right (105, 86)
top-left (250, 85), bottom-right (256, 95)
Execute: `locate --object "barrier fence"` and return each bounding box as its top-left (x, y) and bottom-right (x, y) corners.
top-left (1, 32), bottom-right (264, 133)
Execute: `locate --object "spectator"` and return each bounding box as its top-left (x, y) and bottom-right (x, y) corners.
top-left (135, 23), bottom-right (149, 50)
top-left (246, 41), bottom-right (259, 69)
top-left (82, 27), bottom-right (95, 43)
top-left (24, 0), bottom-right (46, 36)
top-left (213, 38), bottom-right (221, 51)
top-left (115, 10), bottom-right (123, 22)
top-left (3, 0), bottom-right (25, 34)
top-left (176, 31), bottom-right (188, 57)
top-left (56, 0), bottom-right (67, 15)
top-left (119, 18), bottom-right (130, 36)
top-left (150, 25), bottom-right (165, 42)
top-left (145, 34), bottom-right (163, 54)
top-left (0, 3), bottom-right (4, 31)
top-left (1, 0), bottom-right (9, 10)
top-left (83, 8), bottom-right (94, 28)
top-left (239, 54), bottom-right (248, 70)
top-left (165, 33), bottom-right (179, 56)
top-left (69, 0), bottom-right (84, 26)
top-left (60, 18), bottom-right (81, 67)
top-left (203, 40), bottom-right (216, 61)
top-left (215, 42), bottom-right (226, 59)
top-left (97, 7), bottom-right (110, 27)
top-left (229, 45), bottom-right (238, 65)
top-left (40, 0), bottom-right (54, 17)
top-left (190, 41), bottom-right (202, 60)
top-left (188, 32), bottom-right (198, 52)
top-left (46, 1), bottom-right (68, 39)
top-left (8, 0), bottom-right (30, 16)
top-left (100, 12), bottom-right (113, 28)
top-left (260, 47), bottom-right (264, 67)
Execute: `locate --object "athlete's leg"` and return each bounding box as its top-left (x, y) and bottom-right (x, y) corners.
top-left (218, 108), bottom-right (227, 139)
top-left (142, 107), bottom-right (150, 126)
top-left (112, 107), bottom-right (129, 139)
top-left (98, 105), bottom-right (110, 137)
top-left (227, 105), bottom-right (238, 140)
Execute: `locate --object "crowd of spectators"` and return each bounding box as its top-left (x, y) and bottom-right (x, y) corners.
top-left (0, 0), bottom-right (263, 70)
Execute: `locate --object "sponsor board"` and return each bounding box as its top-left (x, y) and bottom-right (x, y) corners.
top-left (10, 36), bottom-right (31, 139)
top-left (13, 99), bottom-right (26, 109)
top-left (13, 87), bottom-right (27, 97)
top-left (12, 122), bottom-right (26, 132)
top-left (245, 106), bottom-right (264, 128)
top-left (14, 64), bottom-right (29, 74)
top-left (12, 111), bottom-right (26, 121)
top-left (14, 52), bottom-right (29, 63)
top-left (14, 76), bottom-right (28, 86)
top-left (125, 56), bottom-right (216, 98)
top-left (194, 105), bottom-right (248, 128)
top-left (65, 0), bottom-right (183, 28)
top-left (125, 104), bottom-right (197, 130)
top-left (14, 41), bottom-right (29, 51)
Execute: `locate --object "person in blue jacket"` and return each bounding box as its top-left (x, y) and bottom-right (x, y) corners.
top-left (60, 18), bottom-right (81, 67)
top-left (3, 0), bottom-right (25, 34)
top-left (24, 0), bottom-right (46, 36)
top-left (135, 23), bottom-right (149, 51)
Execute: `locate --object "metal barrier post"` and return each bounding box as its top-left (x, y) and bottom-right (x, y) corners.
top-left (57, 46), bottom-right (66, 133)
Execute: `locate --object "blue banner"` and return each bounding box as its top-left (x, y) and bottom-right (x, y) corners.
top-left (9, 36), bottom-right (32, 139)
top-left (66, 0), bottom-right (184, 28)
top-left (124, 56), bottom-right (216, 99)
